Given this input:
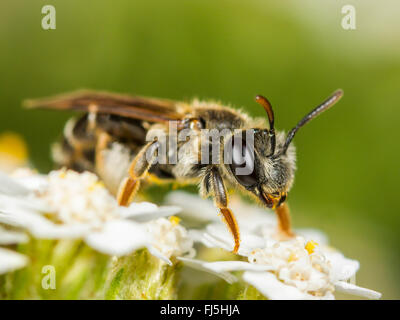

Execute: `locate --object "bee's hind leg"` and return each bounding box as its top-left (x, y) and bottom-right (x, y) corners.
top-left (207, 167), bottom-right (240, 254)
top-left (117, 140), bottom-right (159, 207)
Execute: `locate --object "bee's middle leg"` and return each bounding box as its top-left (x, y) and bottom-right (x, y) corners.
top-left (117, 140), bottom-right (159, 207)
top-left (208, 167), bottom-right (240, 254)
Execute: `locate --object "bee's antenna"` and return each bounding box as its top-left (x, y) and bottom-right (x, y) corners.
top-left (278, 89), bottom-right (344, 157)
top-left (255, 95), bottom-right (276, 156)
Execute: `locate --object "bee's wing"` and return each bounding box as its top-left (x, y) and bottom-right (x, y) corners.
top-left (24, 90), bottom-right (186, 123)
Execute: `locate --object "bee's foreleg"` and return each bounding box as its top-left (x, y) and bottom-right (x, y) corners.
top-left (208, 167), bottom-right (240, 254)
top-left (117, 140), bottom-right (159, 207)
top-left (274, 203), bottom-right (295, 239)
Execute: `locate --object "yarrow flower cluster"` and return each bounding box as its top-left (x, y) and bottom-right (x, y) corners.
top-left (167, 192), bottom-right (382, 300)
top-left (147, 217), bottom-right (195, 259)
top-left (40, 170), bottom-right (118, 225)
top-left (0, 168), bottom-right (193, 265)
top-left (247, 238), bottom-right (335, 298)
top-left (0, 165), bottom-right (381, 300)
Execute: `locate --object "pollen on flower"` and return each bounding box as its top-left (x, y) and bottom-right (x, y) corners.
top-left (58, 170), bottom-right (67, 179)
top-left (305, 240), bottom-right (318, 254)
top-left (88, 181), bottom-right (105, 191)
top-left (288, 252), bottom-right (298, 262)
top-left (169, 216), bottom-right (181, 226)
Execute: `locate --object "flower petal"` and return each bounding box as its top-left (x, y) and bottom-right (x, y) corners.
top-left (119, 202), bottom-right (181, 222)
top-left (0, 208), bottom-right (91, 239)
top-left (0, 171), bottom-right (30, 196)
top-left (12, 170), bottom-right (48, 192)
top-left (147, 246), bottom-right (172, 265)
top-left (296, 228), bottom-right (329, 245)
top-left (166, 192), bottom-right (217, 222)
top-left (0, 226), bottom-right (28, 244)
top-left (0, 248), bottom-right (28, 274)
top-left (205, 223), bottom-right (265, 255)
top-left (0, 193), bottom-right (52, 213)
top-left (242, 271), bottom-right (311, 300)
top-left (166, 191), bottom-right (276, 231)
top-left (202, 260), bottom-right (273, 273)
top-left (335, 281), bottom-right (381, 299)
top-left (177, 257), bottom-right (237, 284)
top-left (324, 250), bottom-right (360, 281)
top-left (189, 229), bottom-right (232, 251)
top-left (85, 220), bottom-right (150, 256)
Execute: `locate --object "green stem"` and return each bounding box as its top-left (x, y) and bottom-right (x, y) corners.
top-left (104, 249), bottom-right (182, 300)
top-left (2, 238), bottom-right (110, 299)
top-left (237, 284), bottom-right (267, 300)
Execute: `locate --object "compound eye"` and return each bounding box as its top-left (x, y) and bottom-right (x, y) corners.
top-left (228, 133), bottom-right (258, 187)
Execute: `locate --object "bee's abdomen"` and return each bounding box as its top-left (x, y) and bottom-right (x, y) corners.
top-left (52, 113), bottom-right (147, 173)
top-left (52, 114), bottom-right (97, 172)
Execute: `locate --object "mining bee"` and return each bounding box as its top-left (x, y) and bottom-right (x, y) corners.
top-left (25, 89), bottom-right (343, 253)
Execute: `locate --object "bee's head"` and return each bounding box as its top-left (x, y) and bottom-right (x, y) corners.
top-left (225, 128), bottom-right (295, 209)
top-left (225, 90), bottom-right (343, 209)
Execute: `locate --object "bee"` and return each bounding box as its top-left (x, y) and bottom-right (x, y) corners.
top-left (25, 89), bottom-right (343, 253)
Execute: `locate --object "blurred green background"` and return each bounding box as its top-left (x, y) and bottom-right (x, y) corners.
top-left (0, 0), bottom-right (399, 298)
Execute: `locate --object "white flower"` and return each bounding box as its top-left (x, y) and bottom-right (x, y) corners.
top-left (0, 226), bottom-right (28, 274)
top-left (147, 216), bottom-right (195, 259)
top-left (0, 169), bottom-right (193, 265)
top-left (168, 192), bottom-right (381, 300)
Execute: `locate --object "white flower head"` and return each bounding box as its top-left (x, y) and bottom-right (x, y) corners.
top-left (147, 216), bottom-right (195, 259)
top-left (170, 191), bottom-right (381, 300)
top-left (0, 169), bottom-right (193, 265)
top-left (40, 170), bottom-right (118, 225)
top-left (248, 237), bottom-right (335, 298)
